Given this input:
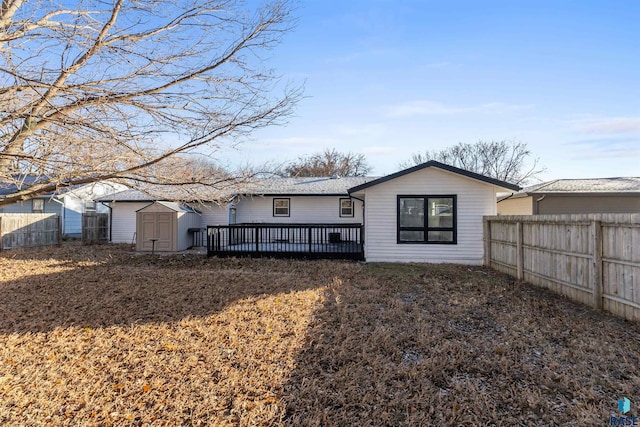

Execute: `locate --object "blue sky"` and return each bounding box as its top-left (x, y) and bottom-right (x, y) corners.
top-left (222, 0), bottom-right (639, 180)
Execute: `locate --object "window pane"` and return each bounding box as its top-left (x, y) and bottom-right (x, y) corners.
top-left (428, 198), bottom-right (453, 228)
top-left (400, 230), bottom-right (424, 242)
top-left (428, 231), bottom-right (454, 242)
top-left (32, 199), bottom-right (44, 212)
top-left (340, 199), bottom-right (353, 216)
top-left (275, 200), bottom-right (288, 208)
top-left (399, 198), bottom-right (424, 227)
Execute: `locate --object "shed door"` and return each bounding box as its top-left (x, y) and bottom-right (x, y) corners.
top-left (139, 212), bottom-right (174, 251)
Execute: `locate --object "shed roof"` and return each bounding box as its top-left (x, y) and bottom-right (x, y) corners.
top-left (348, 161), bottom-right (521, 193)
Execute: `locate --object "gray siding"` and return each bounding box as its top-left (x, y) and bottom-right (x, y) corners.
top-left (536, 194), bottom-right (640, 214)
top-left (1, 199), bottom-right (61, 215)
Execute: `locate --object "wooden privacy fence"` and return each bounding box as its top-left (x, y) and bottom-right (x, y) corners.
top-left (0, 213), bottom-right (61, 250)
top-left (82, 213), bottom-right (109, 243)
top-left (484, 214), bottom-right (640, 322)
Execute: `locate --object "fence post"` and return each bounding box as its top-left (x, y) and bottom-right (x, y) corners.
top-left (516, 221), bottom-right (524, 280)
top-left (483, 218), bottom-right (491, 266)
top-left (57, 215), bottom-right (62, 246)
top-left (592, 220), bottom-right (603, 310)
top-left (0, 216), bottom-right (3, 251)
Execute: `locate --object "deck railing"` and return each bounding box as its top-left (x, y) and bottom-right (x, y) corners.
top-left (207, 223), bottom-right (364, 260)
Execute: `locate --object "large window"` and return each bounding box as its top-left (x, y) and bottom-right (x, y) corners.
top-left (273, 198), bottom-right (290, 217)
top-left (397, 195), bottom-right (456, 244)
top-left (339, 198), bottom-right (354, 217)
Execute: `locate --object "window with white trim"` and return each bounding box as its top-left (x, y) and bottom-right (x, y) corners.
top-left (85, 200), bottom-right (96, 211)
top-left (339, 198), bottom-right (354, 217)
top-left (273, 198), bottom-right (290, 217)
top-left (32, 199), bottom-right (44, 213)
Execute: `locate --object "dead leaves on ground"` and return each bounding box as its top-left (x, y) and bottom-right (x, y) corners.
top-left (1, 245), bottom-right (639, 425)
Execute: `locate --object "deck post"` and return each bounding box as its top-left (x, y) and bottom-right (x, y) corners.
top-left (255, 226), bottom-right (259, 254)
top-left (308, 226), bottom-right (312, 254)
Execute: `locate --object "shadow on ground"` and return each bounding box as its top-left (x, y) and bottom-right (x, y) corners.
top-left (0, 243), bottom-right (328, 334)
top-left (280, 263), bottom-right (640, 426)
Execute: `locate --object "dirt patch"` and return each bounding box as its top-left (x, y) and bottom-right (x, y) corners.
top-left (1, 245), bottom-right (639, 426)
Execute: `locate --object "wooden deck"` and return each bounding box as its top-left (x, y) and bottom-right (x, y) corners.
top-left (207, 224), bottom-right (364, 260)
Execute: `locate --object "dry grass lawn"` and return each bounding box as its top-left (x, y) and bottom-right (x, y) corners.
top-left (1, 244), bottom-right (639, 426)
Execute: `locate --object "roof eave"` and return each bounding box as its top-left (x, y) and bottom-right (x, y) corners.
top-left (348, 161), bottom-right (521, 193)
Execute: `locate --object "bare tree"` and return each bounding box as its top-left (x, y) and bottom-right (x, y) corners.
top-left (279, 148), bottom-right (372, 177)
top-left (0, 0), bottom-right (300, 206)
top-left (399, 140), bottom-right (545, 185)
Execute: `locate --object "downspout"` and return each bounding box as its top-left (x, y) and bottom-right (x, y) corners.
top-left (99, 201), bottom-right (113, 242)
top-left (51, 197), bottom-right (65, 236)
top-left (348, 194), bottom-right (365, 256)
top-left (534, 195), bottom-right (545, 215)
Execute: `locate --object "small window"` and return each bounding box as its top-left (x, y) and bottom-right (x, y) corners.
top-left (85, 200), bottom-right (96, 211)
top-left (273, 198), bottom-right (290, 217)
top-left (397, 195), bottom-right (456, 244)
top-left (340, 198), bottom-right (354, 217)
top-left (32, 199), bottom-right (44, 213)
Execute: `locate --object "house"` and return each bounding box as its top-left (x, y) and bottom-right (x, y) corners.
top-left (497, 177), bottom-right (640, 215)
top-left (98, 163), bottom-right (518, 265)
top-left (348, 161), bottom-right (519, 264)
top-left (96, 176), bottom-right (369, 247)
top-left (0, 177), bottom-right (125, 237)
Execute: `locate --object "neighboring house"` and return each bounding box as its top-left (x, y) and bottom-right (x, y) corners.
top-left (96, 176), bottom-right (368, 245)
top-left (0, 178), bottom-right (125, 237)
top-left (348, 161), bottom-right (519, 264)
top-left (497, 177), bottom-right (640, 215)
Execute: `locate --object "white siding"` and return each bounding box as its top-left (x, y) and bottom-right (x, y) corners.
top-left (235, 196), bottom-right (363, 224)
top-left (111, 202), bottom-right (151, 243)
top-left (497, 196), bottom-right (532, 215)
top-left (200, 203), bottom-right (229, 226)
top-left (361, 168), bottom-right (500, 265)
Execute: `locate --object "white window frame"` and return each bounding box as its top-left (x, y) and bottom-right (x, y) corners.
top-left (273, 198), bottom-right (290, 217)
top-left (339, 198), bottom-right (354, 217)
top-left (32, 199), bottom-right (44, 213)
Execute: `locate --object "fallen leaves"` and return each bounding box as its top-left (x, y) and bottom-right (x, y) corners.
top-left (0, 245), bottom-right (639, 426)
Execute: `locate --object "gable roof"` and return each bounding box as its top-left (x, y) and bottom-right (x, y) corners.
top-left (521, 177), bottom-right (640, 194)
top-left (347, 161), bottom-right (521, 193)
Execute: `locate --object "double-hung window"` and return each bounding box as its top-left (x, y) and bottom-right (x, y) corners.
top-left (397, 195), bottom-right (456, 244)
top-left (273, 198), bottom-right (290, 217)
top-left (339, 198), bottom-right (354, 217)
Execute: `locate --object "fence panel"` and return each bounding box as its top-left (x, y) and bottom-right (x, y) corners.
top-left (485, 214), bottom-right (640, 322)
top-left (0, 213), bottom-right (60, 250)
top-left (82, 213), bottom-right (109, 243)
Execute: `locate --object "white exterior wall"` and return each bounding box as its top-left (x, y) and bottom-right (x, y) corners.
top-left (111, 202), bottom-right (151, 243)
top-left (360, 168), bottom-right (500, 265)
top-left (199, 203), bottom-right (229, 226)
top-left (235, 196), bottom-right (363, 224)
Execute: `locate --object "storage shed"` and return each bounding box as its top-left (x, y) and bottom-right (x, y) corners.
top-left (136, 202), bottom-right (200, 252)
